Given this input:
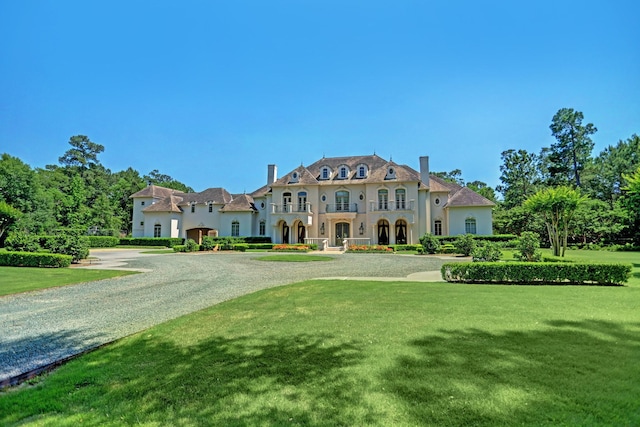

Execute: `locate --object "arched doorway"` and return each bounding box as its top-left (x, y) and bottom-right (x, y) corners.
top-left (282, 224), bottom-right (290, 244)
top-left (297, 222), bottom-right (306, 243)
top-left (395, 219), bottom-right (407, 244)
top-left (377, 220), bottom-right (389, 245)
top-left (335, 222), bottom-right (350, 246)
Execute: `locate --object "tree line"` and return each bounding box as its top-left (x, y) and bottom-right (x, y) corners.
top-left (0, 135), bottom-right (192, 242)
top-left (1, 108), bottom-right (639, 247)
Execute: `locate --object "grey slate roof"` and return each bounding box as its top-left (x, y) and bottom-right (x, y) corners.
top-left (177, 188), bottom-right (232, 206)
top-left (219, 194), bottom-right (258, 212)
top-left (142, 195), bottom-right (184, 213)
top-left (445, 187), bottom-right (496, 207)
top-left (130, 184), bottom-right (184, 199)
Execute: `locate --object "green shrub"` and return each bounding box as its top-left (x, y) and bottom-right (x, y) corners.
top-left (419, 233), bottom-right (441, 254)
top-left (87, 236), bottom-right (119, 248)
top-left (437, 234), bottom-right (516, 244)
top-left (513, 231), bottom-right (542, 262)
top-left (119, 238), bottom-right (184, 247)
top-left (4, 232), bottom-right (41, 252)
top-left (472, 241), bottom-right (502, 262)
top-left (0, 251), bottom-right (72, 268)
top-left (173, 245), bottom-right (187, 253)
top-left (185, 239), bottom-right (199, 252)
top-left (438, 243), bottom-right (456, 254)
top-left (232, 243), bottom-right (249, 252)
top-left (454, 234), bottom-right (476, 256)
top-left (391, 244), bottom-right (422, 252)
top-left (48, 231), bottom-right (90, 262)
top-left (441, 262), bottom-right (632, 285)
top-left (246, 243), bottom-right (274, 250)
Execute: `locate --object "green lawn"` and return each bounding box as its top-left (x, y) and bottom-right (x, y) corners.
top-left (0, 267), bottom-right (137, 297)
top-left (2, 273), bottom-right (639, 425)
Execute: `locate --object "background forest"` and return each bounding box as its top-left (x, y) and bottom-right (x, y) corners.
top-left (1, 108), bottom-right (639, 247)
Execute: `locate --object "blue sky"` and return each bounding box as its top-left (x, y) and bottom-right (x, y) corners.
top-left (1, 1), bottom-right (638, 194)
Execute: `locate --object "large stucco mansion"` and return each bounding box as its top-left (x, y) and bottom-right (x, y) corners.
top-left (131, 154), bottom-right (495, 247)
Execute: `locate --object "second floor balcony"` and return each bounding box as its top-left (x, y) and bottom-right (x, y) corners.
top-left (325, 203), bottom-right (359, 213)
top-left (370, 199), bottom-right (415, 212)
top-left (271, 203), bottom-right (313, 214)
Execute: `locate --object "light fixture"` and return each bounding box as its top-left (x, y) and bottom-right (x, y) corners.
top-left (320, 222), bottom-right (325, 235)
top-left (359, 222), bottom-right (364, 235)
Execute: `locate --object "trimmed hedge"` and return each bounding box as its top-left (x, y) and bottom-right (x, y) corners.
top-left (247, 243), bottom-right (274, 250)
top-left (436, 234), bottom-right (517, 244)
top-left (441, 262), bottom-right (632, 285)
top-left (0, 251), bottom-right (72, 268)
top-left (87, 236), bottom-right (119, 248)
top-left (390, 244), bottom-right (422, 252)
top-left (119, 238), bottom-right (184, 247)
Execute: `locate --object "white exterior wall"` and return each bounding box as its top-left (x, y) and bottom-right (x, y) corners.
top-left (132, 197), bottom-right (153, 237)
top-left (448, 207), bottom-right (493, 236)
top-left (143, 212), bottom-right (181, 238)
top-left (181, 203), bottom-right (224, 234)
top-left (219, 212), bottom-right (254, 236)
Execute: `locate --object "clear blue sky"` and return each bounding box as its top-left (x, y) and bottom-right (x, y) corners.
top-left (1, 1), bottom-right (638, 194)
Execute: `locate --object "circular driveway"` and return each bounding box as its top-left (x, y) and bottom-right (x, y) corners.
top-left (0, 249), bottom-right (450, 385)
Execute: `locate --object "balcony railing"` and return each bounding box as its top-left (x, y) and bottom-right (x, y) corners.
top-left (325, 203), bottom-right (358, 213)
top-left (272, 203), bottom-right (313, 214)
top-left (370, 200), bottom-right (415, 212)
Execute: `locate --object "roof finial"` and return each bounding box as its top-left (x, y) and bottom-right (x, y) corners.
top-left (390, 154), bottom-right (393, 162)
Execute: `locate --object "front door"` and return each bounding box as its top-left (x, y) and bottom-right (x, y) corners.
top-left (282, 224), bottom-right (290, 244)
top-left (395, 220), bottom-right (407, 244)
top-left (335, 222), bottom-right (350, 246)
top-left (378, 220), bottom-right (389, 245)
top-left (297, 223), bottom-right (306, 243)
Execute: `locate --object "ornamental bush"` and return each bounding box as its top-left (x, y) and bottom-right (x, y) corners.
top-left (4, 232), bottom-right (40, 252)
top-left (514, 231), bottom-right (542, 262)
top-left (347, 245), bottom-right (393, 253)
top-left (441, 262), bottom-right (631, 285)
top-left (119, 237), bottom-right (184, 247)
top-left (87, 236), bottom-right (119, 248)
top-left (48, 231), bottom-right (90, 262)
top-left (272, 244), bottom-right (311, 252)
top-left (472, 241), bottom-right (502, 262)
top-left (454, 234), bottom-right (476, 256)
top-left (419, 233), bottom-right (441, 254)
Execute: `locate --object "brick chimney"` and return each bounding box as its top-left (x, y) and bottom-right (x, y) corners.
top-left (419, 156), bottom-right (430, 187)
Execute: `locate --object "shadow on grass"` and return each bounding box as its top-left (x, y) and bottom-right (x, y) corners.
top-left (2, 333), bottom-right (375, 426)
top-left (382, 319), bottom-right (640, 426)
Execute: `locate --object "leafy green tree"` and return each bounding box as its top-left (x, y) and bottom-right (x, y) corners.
top-left (0, 201), bottom-right (22, 243)
top-left (524, 186), bottom-right (586, 257)
top-left (0, 153), bottom-right (38, 212)
top-left (621, 165), bottom-right (640, 244)
top-left (432, 169), bottom-right (464, 186)
top-left (4, 231), bottom-right (40, 252)
top-left (548, 108), bottom-right (597, 187)
top-left (570, 199), bottom-right (628, 245)
top-left (492, 205), bottom-right (545, 237)
top-left (144, 169), bottom-right (194, 193)
top-left (496, 149), bottom-right (541, 208)
top-left (111, 168), bottom-right (146, 234)
top-left (466, 180), bottom-right (497, 203)
top-left (58, 135), bottom-right (105, 170)
top-left (587, 134), bottom-right (640, 205)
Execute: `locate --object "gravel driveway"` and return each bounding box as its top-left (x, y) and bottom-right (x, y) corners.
top-left (0, 250), bottom-right (449, 385)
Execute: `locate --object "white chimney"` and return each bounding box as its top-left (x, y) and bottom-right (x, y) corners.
top-left (419, 156), bottom-right (429, 187)
top-left (267, 164), bottom-right (277, 185)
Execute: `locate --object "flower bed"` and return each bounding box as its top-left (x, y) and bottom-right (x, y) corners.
top-left (272, 244), bottom-right (311, 252)
top-left (347, 245), bottom-right (394, 253)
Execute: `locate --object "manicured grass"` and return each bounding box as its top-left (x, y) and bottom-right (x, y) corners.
top-left (2, 278), bottom-right (639, 426)
top-left (256, 254), bottom-right (334, 262)
top-left (0, 267), bottom-right (137, 297)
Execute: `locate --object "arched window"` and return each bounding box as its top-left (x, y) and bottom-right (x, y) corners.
top-left (321, 167), bottom-right (331, 180)
top-left (297, 191), bottom-right (307, 212)
top-left (357, 164), bottom-right (368, 178)
top-left (283, 192), bottom-right (291, 212)
top-left (395, 220), bottom-right (407, 244)
top-left (434, 220), bottom-right (442, 236)
top-left (465, 218), bottom-right (477, 234)
top-left (259, 220), bottom-right (266, 236)
top-left (336, 191), bottom-right (349, 211)
top-left (153, 224), bottom-right (161, 238)
top-left (339, 166), bottom-right (349, 179)
top-left (395, 189), bottom-right (406, 210)
top-left (231, 220), bottom-right (240, 236)
top-left (378, 189), bottom-right (388, 210)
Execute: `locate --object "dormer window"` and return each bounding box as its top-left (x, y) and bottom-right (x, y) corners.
top-left (339, 165), bottom-right (349, 179)
top-left (290, 171), bottom-right (299, 184)
top-left (357, 164), bottom-right (368, 178)
top-left (321, 166), bottom-right (331, 180)
top-left (385, 166), bottom-right (396, 180)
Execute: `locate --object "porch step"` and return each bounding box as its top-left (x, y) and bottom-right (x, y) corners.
top-left (325, 246), bottom-right (345, 253)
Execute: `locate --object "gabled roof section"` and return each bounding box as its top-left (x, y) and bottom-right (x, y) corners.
top-left (178, 187), bottom-right (232, 205)
top-left (142, 195), bottom-right (184, 213)
top-left (130, 184), bottom-right (184, 199)
top-left (444, 187), bottom-right (496, 208)
top-left (250, 184), bottom-right (271, 198)
top-left (272, 165), bottom-right (318, 186)
top-left (219, 194), bottom-right (258, 212)
top-left (428, 175), bottom-right (463, 193)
